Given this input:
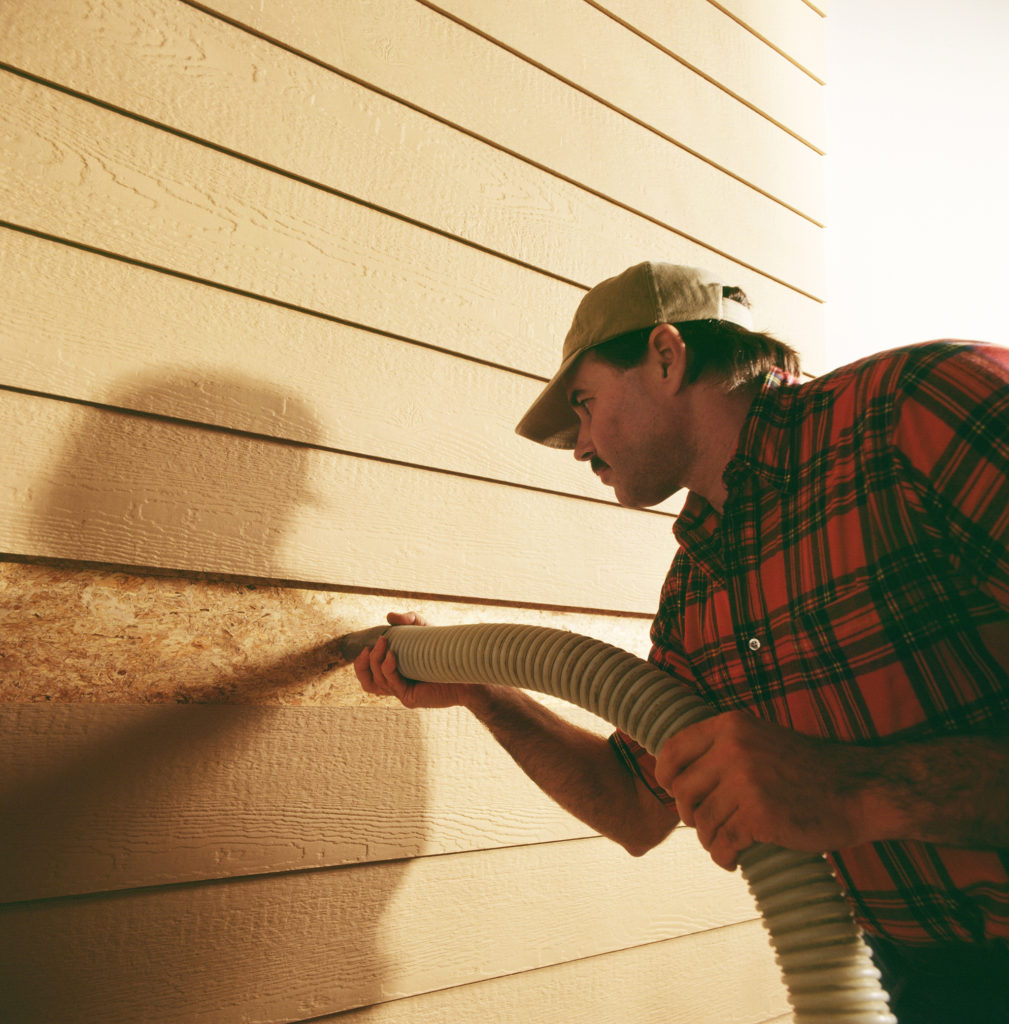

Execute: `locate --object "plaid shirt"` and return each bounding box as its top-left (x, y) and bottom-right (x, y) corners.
top-left (613, 341), bottom-right (1009, 945)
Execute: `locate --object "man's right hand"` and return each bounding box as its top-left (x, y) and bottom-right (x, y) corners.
top-left (353, 611), bottom-right (478, 709)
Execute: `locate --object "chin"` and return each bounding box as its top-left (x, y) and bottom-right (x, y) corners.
top-left (616, 487), bottom-right (677, 510)
top-left (615, 492), bottom-right (651, 510)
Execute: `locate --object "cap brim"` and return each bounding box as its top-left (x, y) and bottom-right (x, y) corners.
top-left (514, 350), bottom-right (582, 449)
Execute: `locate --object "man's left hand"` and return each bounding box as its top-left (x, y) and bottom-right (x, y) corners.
top-left (654, 711), bottom-right (869, 871)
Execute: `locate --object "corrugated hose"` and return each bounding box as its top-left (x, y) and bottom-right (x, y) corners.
top-left (339, 621), bottom-right (895, 1023)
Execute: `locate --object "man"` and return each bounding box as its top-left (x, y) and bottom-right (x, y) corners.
top-left (355, 262), bottom-right (1009, 1021)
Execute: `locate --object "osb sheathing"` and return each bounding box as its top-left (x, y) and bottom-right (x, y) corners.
top-left (0, 562), bottom-right (653, 705)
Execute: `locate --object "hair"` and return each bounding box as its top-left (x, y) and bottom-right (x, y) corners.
top-left (590, 286), bottom-right (800, 390)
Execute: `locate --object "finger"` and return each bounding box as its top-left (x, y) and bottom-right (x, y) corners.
top-left (655, 721), bottom-right (717, 790)
top-left (386, 610), bottom-right (428, 627)
top-left (353, 646), bottom-right (376, 691)
top-left (367, 636), bottom-right (397, 696)
top-left (687, 782), bottom-right (737, 847)
top-left (668, 767), bottom-right (720, 830)
top-left (704, 808), bottom-right (748, 872)
top-left (378, 642), bottom-right (402, 687)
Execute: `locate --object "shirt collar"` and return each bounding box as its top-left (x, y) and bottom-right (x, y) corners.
top-left (672, 368), bottom-right (803, 554)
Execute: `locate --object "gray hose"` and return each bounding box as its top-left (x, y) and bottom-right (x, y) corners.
top-left (341, 621), bottom-right (895, 1023)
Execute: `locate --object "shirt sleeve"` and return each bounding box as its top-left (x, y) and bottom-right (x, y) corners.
top-left (609, 729), bottom-right (677, 807)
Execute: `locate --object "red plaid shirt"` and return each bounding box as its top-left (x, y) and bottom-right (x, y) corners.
top-left (613, 341), bottom-right (1009, 945)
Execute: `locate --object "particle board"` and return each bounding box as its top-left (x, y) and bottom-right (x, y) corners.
top-left (0, 561), bottom-right (656, 706)
top-left (317, 918), bottom-right (789, 1024)
top-left (0, 390), bottom-right (676, 611)
top-left (191, 0), bottom-right (825, 295)
top-left (0, 836), bottom-right (761, 1023)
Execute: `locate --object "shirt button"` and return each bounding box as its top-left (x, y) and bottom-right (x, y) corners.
top-left (747, 637), bottom-right (762, 651)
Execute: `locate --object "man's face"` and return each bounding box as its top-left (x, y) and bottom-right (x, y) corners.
top-left (565, 343), bottom-right (696, 509)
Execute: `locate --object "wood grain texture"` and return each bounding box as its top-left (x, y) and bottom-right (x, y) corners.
top-left (408, 0), bottom-right (824, 221)
top-left (0, 0), bottom-right (824, 1019)
top-left (0, 1), bottom-right (824, 350)
top-left (590, 0), bottom-right (826, 150)
top-left (0, 702), bottom-right (604, 900)
top-left (0, 391), bottom-right (676, 610)
top-left (316, 918), bottom-right (789, 1024)
top-left (0, 0), bottom-right (822, 222)
top-left (0, 69), bottom-right (576, 381)
top-left (0, 837), bottom-right (761, 1023)
top-left (0, 228), bottom-right (685, 511)
top-left (194, 0), bottom-right (824, 296)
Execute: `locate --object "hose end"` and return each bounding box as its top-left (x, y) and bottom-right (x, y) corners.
top-left (337, 624), bottom-right (391, 662)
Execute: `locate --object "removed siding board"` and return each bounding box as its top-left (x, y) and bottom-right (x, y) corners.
top-left (0, 562), bottom-right (655, 706)
top-left (0, 837), bottom-right (760, 1023)
top-left (194, 0), bottom-right (825, 295)
top-left (0, 391), bottom-right (674, 610)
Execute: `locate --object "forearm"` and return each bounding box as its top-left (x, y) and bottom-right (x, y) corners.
top-left (461, 683), bottom-right (677, 855)
top-left (854, 732), bottom-right (1009, 849)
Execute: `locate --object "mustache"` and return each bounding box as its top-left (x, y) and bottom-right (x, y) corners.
top-left (590, 457), bottom-right (609, 475)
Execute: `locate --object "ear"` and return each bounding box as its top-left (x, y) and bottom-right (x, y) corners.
top-left (648, 324), bottom-right (687, 389)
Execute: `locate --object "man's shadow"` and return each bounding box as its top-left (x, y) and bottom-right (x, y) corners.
top-left (0, 372), bottom-right (428, 1022)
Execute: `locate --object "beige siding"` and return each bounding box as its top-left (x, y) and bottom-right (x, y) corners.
top-left (708, 0), bottom-right (826, 81)
top-left (0, 0), bottom-right (820, 1020)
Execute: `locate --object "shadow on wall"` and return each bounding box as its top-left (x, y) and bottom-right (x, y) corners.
top-left (0, 373), bottom-right (428, 1022)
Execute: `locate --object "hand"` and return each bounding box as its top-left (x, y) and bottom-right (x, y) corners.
top-left (654, 711), bottom-right (868, 871)
top-left (353, 611), bottom-right (474, 709)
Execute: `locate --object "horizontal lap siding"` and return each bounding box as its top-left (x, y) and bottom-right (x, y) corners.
top-left (0, 389), bottom-right (674, 610)
top-left (0, 71), bottom-right (574, 380)
top-left (199, 0), bottom-right (825, 297)
top-left (0, 228), bottom-right (675, 510)
top-left (593, 0), bottom-right (825, 150)
top-left (707, 0), bottom-right (826, 81)
top-left (413, 0), bottom-right (824, 221)
top-left (0, 0), bottom-right (823, 329)
top-left (325, 920), bottom-right (787, 1024)
top-left (0, 0), bottom-right (817, 1019)
top-left (0, 836), bottom-right (761, 1023)
top-left (1, 703), bottom-right (600, 901)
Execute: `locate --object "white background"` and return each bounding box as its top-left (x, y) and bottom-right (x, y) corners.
top-left (825, 0), bottom-right (1009, 367)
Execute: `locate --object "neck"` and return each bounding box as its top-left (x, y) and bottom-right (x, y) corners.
top-left (686, 380), bottom-right (760, 513)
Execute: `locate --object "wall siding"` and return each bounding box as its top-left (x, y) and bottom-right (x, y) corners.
top-left (0, 0), bottom-right (821, 1019)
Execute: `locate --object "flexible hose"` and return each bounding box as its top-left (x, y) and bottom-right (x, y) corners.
top-left (340, 622), bottom-right (895, 1023)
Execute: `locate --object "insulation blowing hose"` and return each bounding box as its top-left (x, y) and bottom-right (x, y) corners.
top-left (340, 621), bottom-right (895, 1023)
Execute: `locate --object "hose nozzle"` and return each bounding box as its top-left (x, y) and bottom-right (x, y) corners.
top-left (337, 625), bottom-right (393, 662)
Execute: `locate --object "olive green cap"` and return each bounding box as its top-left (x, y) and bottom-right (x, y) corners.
top-left (515, 262), bottom-right (753, 449)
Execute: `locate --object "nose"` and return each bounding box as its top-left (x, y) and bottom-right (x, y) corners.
top-left (573, 420), bottom-right (593, 462)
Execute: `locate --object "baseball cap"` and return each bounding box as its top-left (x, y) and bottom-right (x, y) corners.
top-left (515, 262), bottom-right (754, 449)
